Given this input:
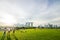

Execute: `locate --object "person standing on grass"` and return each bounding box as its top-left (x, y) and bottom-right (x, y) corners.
top-left (13, 29), bottom-right (15, 33)
top-left (13, 28), bottom-right (15, 33)
top-left (7, 28), bottom-right (11, 34)
top-left (1, 28), bottom-right (7, 40)
top-left (4, 28), bottom-right (6, 35)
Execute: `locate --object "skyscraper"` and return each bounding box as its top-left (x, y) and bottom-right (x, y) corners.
top-left (25, 22), bottom-right (33, 27)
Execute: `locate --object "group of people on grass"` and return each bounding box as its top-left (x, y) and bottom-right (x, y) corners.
top-left (3, 27), bottom-right (15, 35)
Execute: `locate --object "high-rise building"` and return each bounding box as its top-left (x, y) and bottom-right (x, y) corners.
top-left (25, 22), bottom-right (33, 27)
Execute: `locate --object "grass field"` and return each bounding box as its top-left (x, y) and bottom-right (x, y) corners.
top-left (0, 29), bottom-right (60, 40)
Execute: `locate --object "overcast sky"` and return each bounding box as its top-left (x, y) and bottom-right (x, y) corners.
top-left (0, 0), bottom-right (60, 26)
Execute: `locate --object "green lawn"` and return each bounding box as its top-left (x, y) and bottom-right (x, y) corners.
top-left (0, 29), bottom-right (60, 40)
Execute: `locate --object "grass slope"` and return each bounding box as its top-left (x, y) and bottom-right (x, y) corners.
top-left (0, 29), bottom-right (60, 40)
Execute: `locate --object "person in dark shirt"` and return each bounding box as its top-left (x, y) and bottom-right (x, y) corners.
top-left (4, 28), bottom-right (6, 35)
top-left (13, 28), bottom-right (15, 33)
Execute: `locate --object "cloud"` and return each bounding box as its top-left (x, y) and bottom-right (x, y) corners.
top-left (0, 0), bottom-right (60, 26)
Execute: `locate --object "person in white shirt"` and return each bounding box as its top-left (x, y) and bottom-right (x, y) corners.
top-left (7, 28), bottom-right (11, 33)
